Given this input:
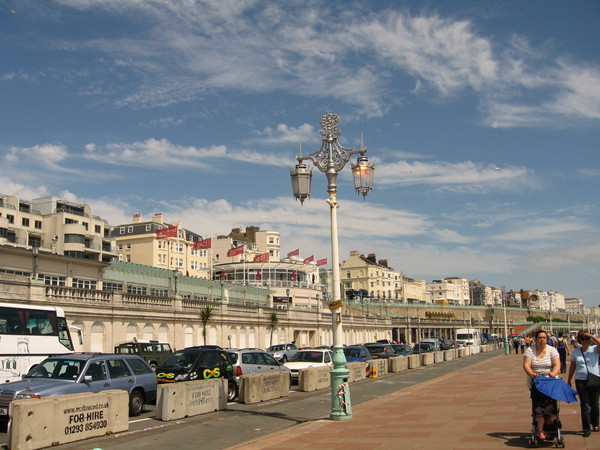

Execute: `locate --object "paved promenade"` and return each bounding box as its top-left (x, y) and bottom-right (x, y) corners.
top-left (233, 351), bottom-right (599, 450)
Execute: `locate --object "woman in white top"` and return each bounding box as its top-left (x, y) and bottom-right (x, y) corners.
top-left (523, 330), bottom-right (560, 440)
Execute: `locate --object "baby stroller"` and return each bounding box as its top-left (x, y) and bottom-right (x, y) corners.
top-left (529, 377), bottom-right (574, 448)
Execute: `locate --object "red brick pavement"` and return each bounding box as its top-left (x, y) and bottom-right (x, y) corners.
top-left (232, 352), bottom-right (600, 449)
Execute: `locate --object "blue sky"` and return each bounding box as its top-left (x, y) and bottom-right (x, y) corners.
top-left (2, 1), bottom-right (599, 304)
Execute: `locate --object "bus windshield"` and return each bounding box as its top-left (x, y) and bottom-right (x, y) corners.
top-left (0, 303), bottom-right (75, 382)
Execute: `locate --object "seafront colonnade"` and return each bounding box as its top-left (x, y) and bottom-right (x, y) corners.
top-left (0, 272), bottom-right (589, 351)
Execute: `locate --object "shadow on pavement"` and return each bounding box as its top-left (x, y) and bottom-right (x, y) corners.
top-left (221, 406), bottom-right (327, 425)
top-left (487, 432), bottom-right (531, 447)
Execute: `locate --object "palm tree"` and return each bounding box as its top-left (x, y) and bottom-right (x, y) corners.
top-left (268, 311), bottom-right (279, 347)
top-left (200, 305), bottom-right (214, 345)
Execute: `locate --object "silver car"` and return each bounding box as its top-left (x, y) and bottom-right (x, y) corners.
top-left (0, 353), bottom-right (157, 421)
top-left (228, 348), bottom-right (290, 395)
top-left (267, 343), bottom-right (298, 363)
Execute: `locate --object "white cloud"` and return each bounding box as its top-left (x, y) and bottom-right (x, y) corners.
top-left (493, 217), bottom-right (595, 242)
top-left (0, 177), bottom-right (50, 200)
top-left (5, 144), bottom-right (75, 173)
top-left (25, 3), bottom-right (598, 127)
top-left (249, 123), bottom-right (316, 146)
top-left (357, 14), bottom-right (498, 95)
top-left (376, 160), bottom-right (537, 192)
top-left (521, 239), bottom-right (600, 273)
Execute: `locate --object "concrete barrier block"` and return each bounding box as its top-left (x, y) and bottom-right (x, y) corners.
top-left (345, 362), bottom-right (367, 382)
top-left (458, 347), bottom-right (468, 358)
top-left (239, 372), bottom-right (289, 404)
top-left (298, 366), bottom-right (330, 392)
top-left (421, 352), bottom-right (434, 366)
top-left (433, 351), bottom-right (444, 363)
top-left (443, 350), bottom-right (454, 361)
top-left (374, 358), bottom-right (388, 376)
top-left (155, 378), bottom-right (227, 421)
top-left (389, 356), bottom-right (408, 373)
top-left (9, 390), bottom-right (128, 450)
top-left (407, 354), bottom-right (420, 369)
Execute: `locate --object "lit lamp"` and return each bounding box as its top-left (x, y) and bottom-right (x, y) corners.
top-left (290, 112), bottom-right (374, 421)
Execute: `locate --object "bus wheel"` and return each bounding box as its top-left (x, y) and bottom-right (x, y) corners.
top-left (129, 389), bottom-right (144, 416)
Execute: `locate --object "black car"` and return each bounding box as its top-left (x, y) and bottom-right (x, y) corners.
top-left (412, 343), bottom-right (436, 354)
top-left (155, 347), bottom-right (237, 401)
top-left (391, 343), bottom-right (413, 355)
top-left (364, 343), bottom-right (396, 359)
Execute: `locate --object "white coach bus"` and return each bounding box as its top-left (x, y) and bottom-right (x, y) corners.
top-left (0, 302), bottom-right (77, 382)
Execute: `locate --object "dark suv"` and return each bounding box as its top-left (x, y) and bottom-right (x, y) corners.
top-left (155, 347), bottom-right (237, 401)
top-left (114, 339), bottom-right (173, 370)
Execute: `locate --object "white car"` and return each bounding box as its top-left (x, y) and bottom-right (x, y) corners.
top-left (284, 349), bottom-right (333, 383)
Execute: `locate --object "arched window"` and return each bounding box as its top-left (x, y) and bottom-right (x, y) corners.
top-left (90, 322), bottom-right (104, 352)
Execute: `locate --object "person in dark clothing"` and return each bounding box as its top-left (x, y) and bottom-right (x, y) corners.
top-left (556, 332), bottom-right (570, 374)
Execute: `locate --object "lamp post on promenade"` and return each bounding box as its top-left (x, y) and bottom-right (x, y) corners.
top-left (290, 112), bottom-right (374, 421)
top-left (502, 286), bottom-right (510, 355)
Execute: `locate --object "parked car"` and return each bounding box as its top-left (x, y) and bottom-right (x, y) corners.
top-left (267, 343), bottom-right (298, 363)
top-left (155, 347), bottom-right (237, 401)
top-left (364, 343), bottom-right (396, 359)
top-left (391, 343), bottom-right (413, 355)
top-left (228, 348), bottom-right (291, 394)
top-left (284, 349), bottom-right (333, 383)
top-left (343, 346), bottom-right (372, 362)
top-left (114, 339), bottom-right (173, 371)
top-left (440, 338), bottom-right (455, 350)
top-left (420, 338), bottom-right (442, 351)
top-left (412, 342), bottom-right (436, 354)
top-left (0, 353), bottom-right (157, 421)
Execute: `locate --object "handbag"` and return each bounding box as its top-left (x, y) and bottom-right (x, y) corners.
top-left (581, 348), bottom-right (600, 389)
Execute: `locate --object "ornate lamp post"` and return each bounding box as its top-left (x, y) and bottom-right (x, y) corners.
top-left (290, 112), bottom-right (374, 421)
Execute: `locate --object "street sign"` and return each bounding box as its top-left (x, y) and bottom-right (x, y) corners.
top-left (328, 300), bottom-right (343, 310)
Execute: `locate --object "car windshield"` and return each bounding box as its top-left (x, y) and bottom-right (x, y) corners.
top-left (159, 349), bottom-right (200, 370)
top-left (25, 358), bottom-right (85, 380)
top-left (366, 346), bottom-right (385, 353)
top-left (289, 351), bottom-right (324, 363)
top-left (343, 348), bottom-right (361, 358)
top-left (268, 345), bottom-right (285, 352)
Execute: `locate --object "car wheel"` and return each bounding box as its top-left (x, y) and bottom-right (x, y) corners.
top-left (150, 362), bottom-right (158, 371)
top-left (129, 389), bottom-right (144, 416)
top-left (227, 381), bottom-right (237, 402)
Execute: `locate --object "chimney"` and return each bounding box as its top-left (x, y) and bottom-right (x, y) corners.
top-left (152, 213), bottom-right (164, 224)
top-left (366, 253), bottom-right (377, 264)
top-left (132, 213), bottom-right (142, 224)
top-left (379, 259), bottom-right (388, 268)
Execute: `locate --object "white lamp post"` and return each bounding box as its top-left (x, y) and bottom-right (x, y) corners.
top-left (290, 112), bottom-right (374, 421)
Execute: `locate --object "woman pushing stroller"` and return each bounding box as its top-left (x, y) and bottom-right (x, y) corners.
top-left (523, 330), bottom-right (560, 440)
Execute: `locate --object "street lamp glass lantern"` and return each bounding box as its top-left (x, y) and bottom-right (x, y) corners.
top-left (351, 155), bottom-right (375, 199)
top-left (290, 162), bottom-right (312, 205)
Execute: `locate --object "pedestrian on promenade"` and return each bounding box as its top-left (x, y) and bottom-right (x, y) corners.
top-left (513, 337), bottom-right (520, 354)
top-left (523, 329), bottom-right (560, 440)
top-left (525, 335), bottom-right (531, 348)
top-left (556, 332), bottom-right (570, 374)
top-left (567, 330), bottom-right (600, 437)
top-left (520, 336), bottom-right (526, 354)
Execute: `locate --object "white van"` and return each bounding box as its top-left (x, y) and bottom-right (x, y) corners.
top-left (455, 328), bottom-right (481, 346)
